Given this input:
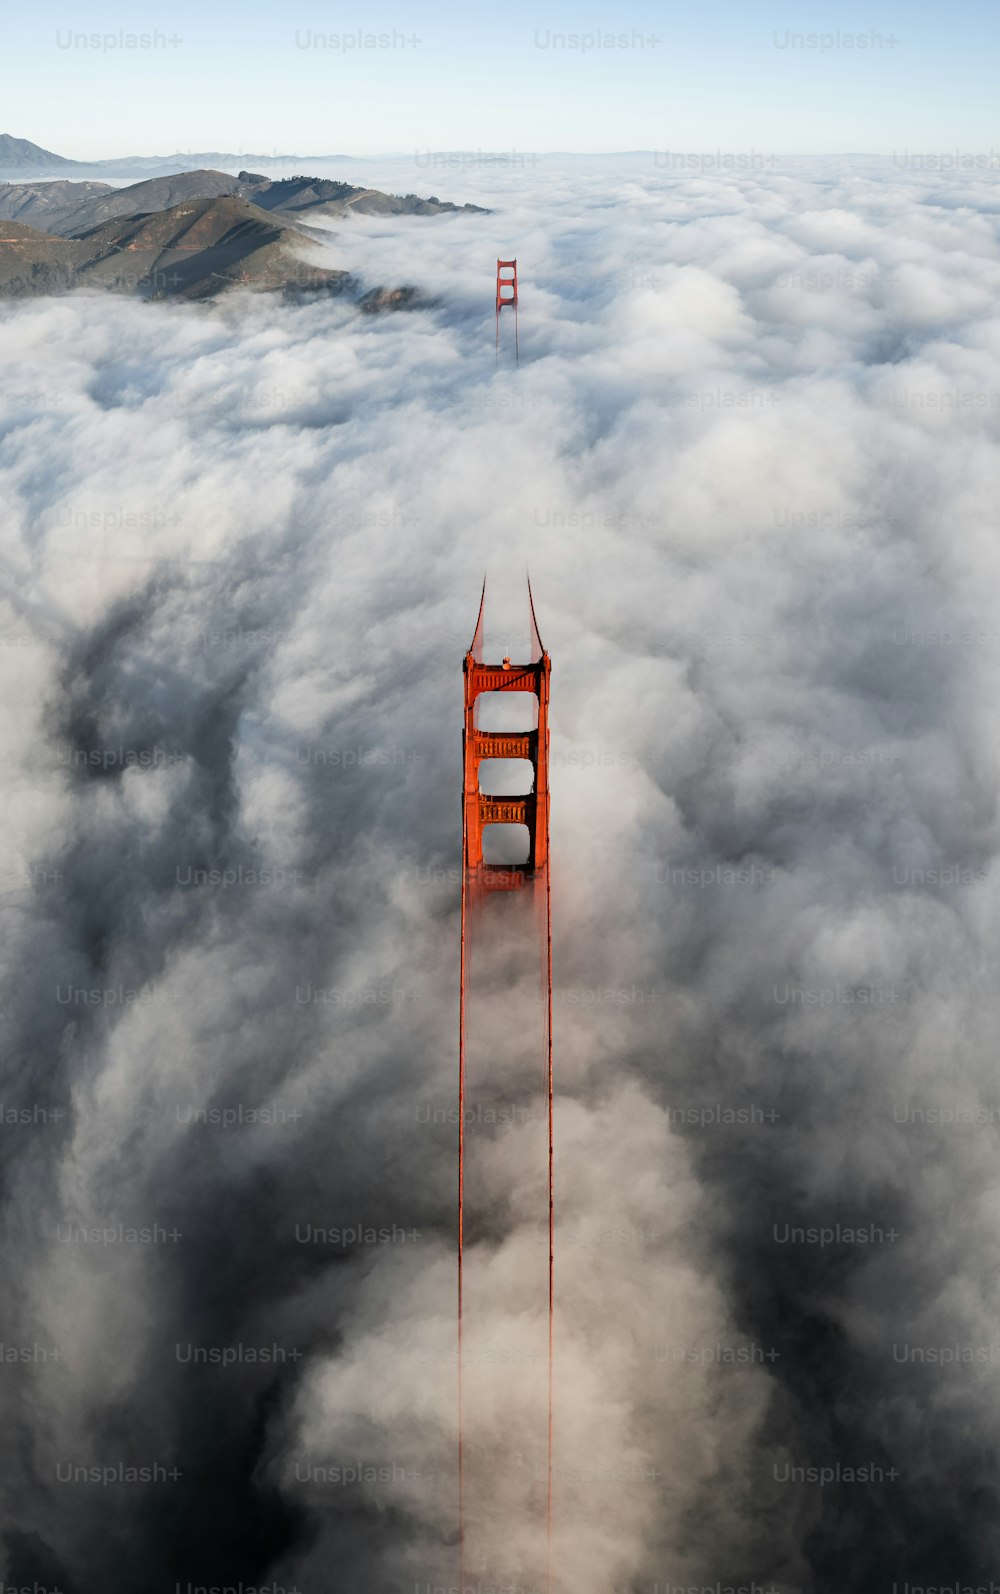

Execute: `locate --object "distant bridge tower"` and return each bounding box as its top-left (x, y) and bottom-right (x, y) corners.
top-left (495, 258), bottom-right (519, 364)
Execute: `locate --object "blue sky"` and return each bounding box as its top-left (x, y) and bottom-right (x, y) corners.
top-left (10, 0), bottom-right (1000, 158)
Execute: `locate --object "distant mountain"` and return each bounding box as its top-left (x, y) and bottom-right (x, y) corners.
top-left (0, 135), bottom-right (87, 173)
top-left (0, 134), bottom-right (357, 179)
top-left (0, 168), bottom-right (489, 237)
top-left (0, 196), bottom-right (351, 301)
top-left (102, 151), bottom-right (359, 175)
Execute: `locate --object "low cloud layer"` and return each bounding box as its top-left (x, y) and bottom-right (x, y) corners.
top-left (3, 155), bottom-right (1000, 1593)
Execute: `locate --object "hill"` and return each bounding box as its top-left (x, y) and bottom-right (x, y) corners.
top-left (0, 170), bottom-right (240, 235)
top-left (0, 219), bottom-right (79, 294)
top-left (0, 197), bottom-right (350, 300)
top-left (0, 178), bottom-right (115, 232)
top-left (0, 168), bottom-right (489, 236)
top-left (233, 171), bottom-right (488, 218)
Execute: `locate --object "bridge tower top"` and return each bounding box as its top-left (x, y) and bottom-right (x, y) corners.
top-left (462, 579), bottom-right (550, 885)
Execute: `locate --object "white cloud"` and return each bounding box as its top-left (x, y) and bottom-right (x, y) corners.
top-left (3, 155), bottom-right (1000, 1591)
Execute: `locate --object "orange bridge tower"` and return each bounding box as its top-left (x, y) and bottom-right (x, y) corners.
top-left (495, 258), bottom-right (519, 364)
top-left (457, 577), bottom-right (554, 1593)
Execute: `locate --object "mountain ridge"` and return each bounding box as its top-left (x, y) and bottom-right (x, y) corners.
top-left (0, 167), bottom-right (489, 235)
top-left (0, 194), bottom-right (352, 300)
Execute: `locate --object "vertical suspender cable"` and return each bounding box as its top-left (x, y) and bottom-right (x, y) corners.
top-left (458, 784), bottom-right (468, 1590)
top-left (545, 758), bottom-right (554, 1594)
